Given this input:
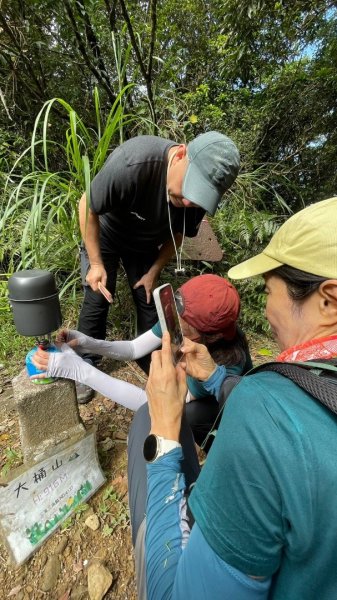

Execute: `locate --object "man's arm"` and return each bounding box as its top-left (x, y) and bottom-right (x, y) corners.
top-left (79, 193), bottom-right (107, 290)
top-left (134, 233), bottom-right (183, 303)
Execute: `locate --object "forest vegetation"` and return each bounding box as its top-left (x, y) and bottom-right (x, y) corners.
top-left (0, 3), bottom-right (336, 595)
top-left (0, 0), bottom-right (336, 363)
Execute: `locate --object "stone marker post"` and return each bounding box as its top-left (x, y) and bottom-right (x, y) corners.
top-left (0, 371), bottom-right (105, 565)
top-left (12, 369), bottom-right (85, 463)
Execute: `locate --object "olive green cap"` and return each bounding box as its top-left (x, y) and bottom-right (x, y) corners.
top-left (229, 197), bottom-right (337, 279)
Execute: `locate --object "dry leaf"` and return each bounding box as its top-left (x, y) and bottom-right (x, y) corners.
top-left (111, 475), bottom-right (128, 497)
top-left (73, 559), bottom-right (83, 574)
top-left (8, 585), bottom-right (22, 597)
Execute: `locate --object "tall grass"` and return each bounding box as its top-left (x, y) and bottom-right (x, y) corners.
top-left (0, 86), bottom-right (136, 297)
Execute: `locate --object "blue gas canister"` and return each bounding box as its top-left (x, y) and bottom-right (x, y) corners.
top-left (26, 342), bottom-right (60, 384)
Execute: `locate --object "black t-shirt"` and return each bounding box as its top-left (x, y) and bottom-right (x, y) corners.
top-left (90, 135), bottom-right (205, 253)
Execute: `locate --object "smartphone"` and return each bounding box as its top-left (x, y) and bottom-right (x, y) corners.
top-left (98, 281), bottom-right (113, 303)
top-left (153, 283), bottom-right (184, 364)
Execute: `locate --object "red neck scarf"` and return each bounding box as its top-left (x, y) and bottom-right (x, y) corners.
top-left (277, 335), bottom-right (337, 363)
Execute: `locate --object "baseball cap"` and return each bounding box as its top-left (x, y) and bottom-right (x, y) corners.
top-left (228, 197), bottom-right (337, 280)
top-left (183, 132), bottom-right (240, 216)
top-left (176, 274), bottom-right (240, 340)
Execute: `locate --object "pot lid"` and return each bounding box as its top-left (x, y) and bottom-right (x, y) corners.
top-left (8, 269), bottom-right (59, 301)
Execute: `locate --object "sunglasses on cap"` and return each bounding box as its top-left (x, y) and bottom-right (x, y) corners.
top-left (174, 291), bottom-right (184, 316)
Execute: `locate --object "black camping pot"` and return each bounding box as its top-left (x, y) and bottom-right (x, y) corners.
top-left (8, 269), bottom-right (62, 336)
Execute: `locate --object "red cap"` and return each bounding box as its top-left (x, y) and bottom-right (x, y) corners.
top-left (177, 274), bottom-right (240, 340)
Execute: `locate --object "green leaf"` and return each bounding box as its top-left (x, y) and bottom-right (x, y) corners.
top-left (257, 348), bottom-right (273, 356)
top-left (102, 524), bottom-right (113, 537)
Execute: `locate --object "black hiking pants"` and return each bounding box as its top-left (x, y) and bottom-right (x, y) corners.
top-left (77, 244), bottom-right (159, 374)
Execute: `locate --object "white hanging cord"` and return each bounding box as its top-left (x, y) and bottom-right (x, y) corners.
top-left (166, 149), bottom-right (186, 274)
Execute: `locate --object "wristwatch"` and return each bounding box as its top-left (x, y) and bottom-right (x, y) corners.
top-left (143, 434), bottom-right (181, 463)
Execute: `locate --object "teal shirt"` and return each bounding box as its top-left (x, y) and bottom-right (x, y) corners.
top-left (189, 371), bottom-right (337, 599)
top-left (152, 321), bottom-right (246, 398)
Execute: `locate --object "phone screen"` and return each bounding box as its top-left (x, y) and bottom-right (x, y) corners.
top-left (154, 284), bottom-right (184, 364)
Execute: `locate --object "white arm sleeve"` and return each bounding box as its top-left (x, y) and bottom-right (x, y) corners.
top-left (47, 345), bottom-right (147, 411)
top-left (66, 329), bottom-right (161, 360)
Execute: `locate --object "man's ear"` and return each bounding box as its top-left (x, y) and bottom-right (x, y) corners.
top-left (174, 144), bottom-right (187, 161)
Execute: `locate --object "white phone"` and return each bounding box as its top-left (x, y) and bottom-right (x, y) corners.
top-left (153, 283), bottom-right (184, 364)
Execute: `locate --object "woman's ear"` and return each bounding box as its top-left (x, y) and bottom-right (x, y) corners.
top-left (319, 280), bottom-right (337, 311)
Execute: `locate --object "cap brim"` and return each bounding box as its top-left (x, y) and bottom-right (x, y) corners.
top-left (228, 252), bottom-right (283, 280)
top-left (182, 163), bottom-right (220, 216)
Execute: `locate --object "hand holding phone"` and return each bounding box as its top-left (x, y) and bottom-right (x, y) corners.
top-left (98, 282), bottom-right (113, 303)
top-left (153, 283), bottom-right (184, 365)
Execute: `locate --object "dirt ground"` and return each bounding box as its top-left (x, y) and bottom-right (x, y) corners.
top-left (0, 334), bottom-right (278, 600)
top-left (0, 358), bottom-right (147, 600)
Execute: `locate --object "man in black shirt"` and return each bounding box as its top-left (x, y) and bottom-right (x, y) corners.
top-left (77, 132), bottom-right (239, 402)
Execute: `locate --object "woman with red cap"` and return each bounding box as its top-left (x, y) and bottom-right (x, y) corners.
top-left (31, 274), bottom-right (251, 446)
top-left (174, 274), bottom-right (252, 450)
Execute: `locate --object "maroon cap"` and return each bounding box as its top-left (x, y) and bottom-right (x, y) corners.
top-left (177, 274), bottom-right (240, 340)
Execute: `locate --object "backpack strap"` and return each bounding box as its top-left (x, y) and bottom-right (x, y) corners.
top-left (218, 374), bottom-right (242, 409)
top-left (200, 375), bottom-right (242, 451)
top-left (290, 360), bottom-right (337, 374)
top-left (200, 359), bottom-right (337, 451)
top-left (250, 360), bottom-right (337, 416)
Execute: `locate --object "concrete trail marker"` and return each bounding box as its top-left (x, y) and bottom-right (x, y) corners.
top-left (0, 430), bottom-right (105, 565)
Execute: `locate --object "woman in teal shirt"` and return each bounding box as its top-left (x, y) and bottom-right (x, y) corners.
top-left (133, 197), bottom-right (337, 599)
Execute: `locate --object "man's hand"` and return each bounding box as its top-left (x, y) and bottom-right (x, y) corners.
top-left (79, 194), bottom-right (106, 293)
top-left (133, 235), bottom-right (183, 303)
top-left (86, 264), bottom-right (107, 291)
top-left (181, 338), bottom-right (217, 381)
top-left (133, 270), bottom-right (159, 304)
top-left (146, 331), bottom-right (187, 441)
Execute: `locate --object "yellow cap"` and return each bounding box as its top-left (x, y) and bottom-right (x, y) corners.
top-left (228, 197), bottom-right (337, 280)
